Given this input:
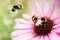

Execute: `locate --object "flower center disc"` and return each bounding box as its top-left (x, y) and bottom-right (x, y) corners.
top-left (33, 17), bottom-right (53, 36)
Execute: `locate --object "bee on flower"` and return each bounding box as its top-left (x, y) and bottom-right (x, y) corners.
top-left (11, 0), bottom-right (60, 40)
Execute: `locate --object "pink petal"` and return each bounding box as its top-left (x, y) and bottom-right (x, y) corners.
top-left (52, 14), bottom-right (60, 25)
top-left (52, 14), bottom-right (60, 21)
top-left (34, 0), bottom-right (43, 17)
top-left (48, 31), bottom-right (60, 40)
top-left (46, 0), bottom-right (58, 18)
top-left (40, 36), bottom-right (44, 40)
top-left (52, 28), bottom-right (60, 37)
top-left (23, 14), bottom-right (31, 21)
top-left (53, 18), bottom-right (60, 24)
top-left (12, 32), bottom-right (34, 40)
top-left (14, 23), bottom-right (33, 30)
top-left (30, 7), bottom-right (37, 16)
top-left (55, 32), bottom-right (60, 37)
top-left (15, 18), bottom-right (33, 24)
top-left (43, 0), bottom-right (50, 16)
top-left (53, 28), bottom-right (60, 33)
top-left (53, 24), bottom-right (60, 28)
top-left (43, 35), bottom-right (49, 40)
top-left (32, 36), bottom-right (40, 40)
top-left (11, 30), bottom-right (31, 37)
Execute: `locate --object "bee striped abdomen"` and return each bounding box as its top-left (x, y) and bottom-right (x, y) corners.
top-left (18, 4), bottom-right (22, 9)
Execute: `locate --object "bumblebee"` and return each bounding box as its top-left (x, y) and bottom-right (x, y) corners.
top-left (41, 17), bottom-right (47, 25)
top-left (12, 4), bottom-right (23, 12)
top-left (32, 15), bottom-right (38, 23)
top-left (32, 15), bottom-right (47, 26)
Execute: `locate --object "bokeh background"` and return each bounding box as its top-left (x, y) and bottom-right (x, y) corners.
top-left (0, 0), bottom-right (60, 40)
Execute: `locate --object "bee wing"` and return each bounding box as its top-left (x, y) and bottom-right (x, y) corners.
top-left (10, 9), bottom-right (18, 14)
top-left (8, 5), bottom-right (18, 14)
top-left (8, 5), bottom-right (13, 10)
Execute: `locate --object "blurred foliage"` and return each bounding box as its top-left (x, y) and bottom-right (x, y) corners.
top-left (0, 0), bottom-right (28, 40)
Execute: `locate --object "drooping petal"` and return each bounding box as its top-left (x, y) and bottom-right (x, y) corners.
top-left (53, 28), bottom-right (60, 33)
top-left (53, 18), bottom-right (60, 24)
top-left (23, 14), bottom-right (31, 20)
top-left (34, 0), bottom-right (44, 17)
top-left (48, 31), bottom-right (60, 40)
top-left (53, 24), bottom-right (60, 28)
top-left (32, 36), bottom-right (40, 40)
top-left (40, 36), bottom-right (44, 40)
top-left (14, 23), bottom-right (33, 30)
top-left (12, 32), bottom-right (34, 40)
top-left (52, 28), bottom-right (60, 37)
top-left (43, 35), bottom-right (49, 40)
top-left (55, 32), bottom-right (60, 37)
top-left (11, 30), bottom-right (31, 37)
top-left (46, 0), bottom-right (58, 18)
top-left (15, 18), bottom-right (33, 24)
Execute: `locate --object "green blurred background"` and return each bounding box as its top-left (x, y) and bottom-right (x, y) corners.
top-left (0, 0), bottom-right (60, 40)
top-left (0, 0), bottom-right (28, 40)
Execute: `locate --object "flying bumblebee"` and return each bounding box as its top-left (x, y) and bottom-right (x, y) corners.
top-left (11, 4), bottom-right (23, 12)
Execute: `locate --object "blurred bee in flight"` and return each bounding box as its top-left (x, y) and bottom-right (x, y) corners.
top-left (11, 4), bottom-right (23, 12)
top-left (8, 3), bottom-right (23, 14)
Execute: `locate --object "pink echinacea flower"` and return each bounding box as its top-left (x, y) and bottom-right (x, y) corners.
top-left (11, 0), bottom-right (60, 40)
